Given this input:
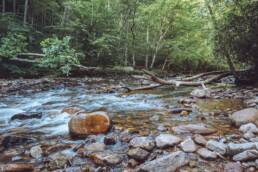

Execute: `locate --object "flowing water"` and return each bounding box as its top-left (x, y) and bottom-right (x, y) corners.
top-left (0, 80), bottom-right (246, 140)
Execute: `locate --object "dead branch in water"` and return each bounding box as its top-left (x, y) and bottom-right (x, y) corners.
top-left (126, 70), bottom-right (233, 92)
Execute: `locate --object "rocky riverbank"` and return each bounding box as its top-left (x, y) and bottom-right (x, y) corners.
top-left (1, 77), bottom-right (258, 171)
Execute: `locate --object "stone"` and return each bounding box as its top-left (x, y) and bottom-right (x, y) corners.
top-left (62, 107), bottom-right (81, 115)
top-left (90, 152), bottom-right (123, 166)
top-left (127, 148), bottom-right (150, 162)
top-left (191, 88), bottom-right (211, 98)
top-left (0, 163), bottom-right (34, 172)
top-left (68, 111), bottom-right (111, 137)
top-left (224, 162), bottom-right (243, 172)
top-left (85, 142), bottom-right (105, 152)
top-left (129, 137), bottom-right (155, 151)
top-left (104, 136), bottom-right (116, 145)
top-left (180, 138), bottom-right (196, 153)
top-left (193, 134), bottom-right (207, 146)
top-left (10, 112), bottom-right (42, 121)
top-left (155, 134), bottom-right (181, 148)
top-left (206, 140), bottom-right (227, 155)
top-left (127, 159), bottom-right (139, 168)
top-left (230, 108), bottom-right (258, 127)
top-left (1, 135), bottom-right (34, 148)
top-left (239, 123), bottom-right (258, 134)
top-left (137, 151), bottom-right (189, 172)
top-left (197, 148), bottom-right (217, 160)
top-left (173, 124), bottom-right (217, 135)
top-left (233, 150), bottom-right (258, 162)
top-left (30, 145), bottom-right (43, 159)
top-left (228, 142), bottom-right (258, 155)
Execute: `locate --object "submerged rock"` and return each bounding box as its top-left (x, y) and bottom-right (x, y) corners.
top-left (30, 145), bottom-right (43, 159)
top-left (197, 148), bottom-right (217, 160)
top-left (173, 124), bottom-right (216, 135)
top-left (10, 112), bottom-right (42, 121)
top-left (68, 111), bottom-right (111, 137)
top-left (62, 107), bottom-right (81, 115)
top-left (224, 162), bottom-right (243, 172)
top-left (129, 137), bottom-right (155, 151)
top-left (137, 151), bottom-right (189, 172)
top-left (155, 134), bottom-right (181, 148)
top-left (104, 136), bottom-right (116, 145)
top-left (180, 138), bottom-right (196, 153)
top-left (127, 148), bottom-right (150, 162)
top-left (230, 108), bottom-right (258, 127)
top-left (206, 140), bottom-right (227, 155)
top-left (233, 150), bottom-right (258, 162)
top-left (85, 142), bottom-right (106, 152)
top-left (239, 123), bottom-right (258, 134)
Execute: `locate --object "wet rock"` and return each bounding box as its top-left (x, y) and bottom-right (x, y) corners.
top-left (137, 151), bottom-right (189, 172)
top-left (1, 135), bottom-right (34, 148)
top-left (157, 125), bottom-right (166, 132)
top-left (30, 145), bottom-right (43, 159)
top-left (90, 152), bottom-right (123, 166)
top-left (230, 108), bottom-right (258, 127)
top-left (228, 142), bottom-right (258, 155)
top-left (45, 144), bottom-right (72, 155)
top-left (0, 163), bottom-right (34, 172)
top-left (104, 136), bottom-right (116, 145)
top-left (206, 140), bottom-right (227, 155)
top-left (10, 112), bottom-right (42, 121)
top-left (193, 134), bottom-right (207, 146)
top-left (197, 148), bottom-right (217, 160)
top-left (62, 107), bottom-right (81, 115)
top-left (180, 138), bottom-right (196, 153)
top-left (129, 137), bottom-right (155, 151)
top-left (68, 111), bottom-right (111, 137)
top-left (224, 162), bottom-right (243, 172)
top-left (85, 142), bottom-right (105, 152)
top-left (48, 150), bottom-right (75, 170)
top-left (233, 150), bottom-right (258, 162)
top-left (173, 124), bottom-right (217, 135)
top-left (127, 148), bottom-right (150, 162)
top-left (191, 87), bottom-right (211, 98)
top-left (155, 134), bottom-right (181, 148)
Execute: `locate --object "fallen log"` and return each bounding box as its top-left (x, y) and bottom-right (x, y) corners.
top-left (122, 84), bottom-right (162, 92)
top-left (143, 70), bottom-right (232, 87)
top-left (181, 70), bottom-right (229, 81)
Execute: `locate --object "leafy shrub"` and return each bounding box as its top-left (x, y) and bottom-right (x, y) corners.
top-left (0, 32), bottom-right (28, 58)
top-left (39, 36), bottom-right (80, 76)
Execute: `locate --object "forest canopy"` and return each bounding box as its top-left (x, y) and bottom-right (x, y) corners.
top-left (0, 0), bottom-right (257, 78)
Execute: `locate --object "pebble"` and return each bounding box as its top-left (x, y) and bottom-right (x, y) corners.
top-left (155, 134), bottom-right (181, 148)
top-left (130, 137), bottom-right (155, 151)
top-left (206, 140), bottom-right (227, 155)
top-left (180, 138), bottom-right (196, 153)
top-left (197, 148), bottom-right (217, 160)
top-left (127, 147), bottom-right (150, 162)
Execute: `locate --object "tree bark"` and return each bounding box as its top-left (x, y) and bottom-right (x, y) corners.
top-left (145, 26), bottom-right (149, 69)
top-left (13, 0), bottom-right (16, 13)
top-left (23, 0), bottom-right (29, 26)
top-left (2, 0), bottom-right (5, 13)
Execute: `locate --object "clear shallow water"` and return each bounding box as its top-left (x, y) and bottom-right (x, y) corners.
top-left (0, 83), bottom-right (245, 138)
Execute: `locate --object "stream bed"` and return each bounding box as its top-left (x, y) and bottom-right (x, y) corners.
top-left (0, 78), bottom-right (255, 172)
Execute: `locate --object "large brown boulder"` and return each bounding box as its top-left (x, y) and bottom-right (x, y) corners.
top-left (230, 108), bottom-right (258, 127)
top-left (68, 111), bottom-right (111, 137)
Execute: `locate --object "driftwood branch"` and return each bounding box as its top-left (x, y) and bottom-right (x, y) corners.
top-left (126, 70), bottom-right (234, 92)
top-left (143, 70), bottom-right (232, 87)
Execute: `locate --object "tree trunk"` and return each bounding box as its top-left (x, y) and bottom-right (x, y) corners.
top-left (2, 0), bottom-right (5, 13)
top-left (145, 26), bottom-right (149, 69)
top-left (13, 0), bottom-right (16, 13)
top-left (23, 0), bottom-right (29, 26)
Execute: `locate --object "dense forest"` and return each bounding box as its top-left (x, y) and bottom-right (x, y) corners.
top-left (0, 0), bottom-right (257, 79)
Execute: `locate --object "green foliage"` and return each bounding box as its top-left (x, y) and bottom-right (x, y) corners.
top-left (0, 32), bottom-right (28, 58)
top-left (39, 36), bottom-right (79, 76)
top-left (214, 0), bottom-right (258, 69)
